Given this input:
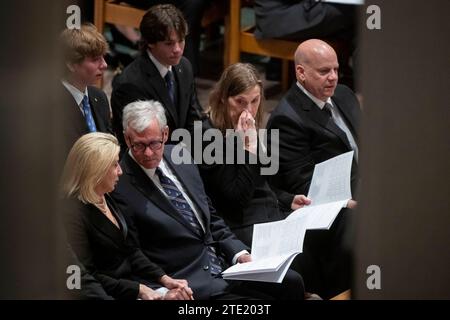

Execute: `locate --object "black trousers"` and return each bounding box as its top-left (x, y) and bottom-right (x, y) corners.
top-left (291, 208), bottom-right (352, 299)
top-left (212, 269), bottom-right (305, 300)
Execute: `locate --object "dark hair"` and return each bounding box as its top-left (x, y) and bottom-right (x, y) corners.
top-left (139, 4), bottom-right (188, 51)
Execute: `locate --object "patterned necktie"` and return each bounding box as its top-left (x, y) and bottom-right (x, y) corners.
top-left (155, 167), bottom-right (223, 275)
top-left (164, 70), bottom-right (175, 105)
top-left (82, 95), bottom-right (97, 132)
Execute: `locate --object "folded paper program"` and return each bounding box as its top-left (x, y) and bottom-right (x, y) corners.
top-left (222, 151), bottom-right (354, 283)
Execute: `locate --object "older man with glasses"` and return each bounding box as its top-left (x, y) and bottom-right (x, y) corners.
top-left (112, 99), bottom-right (306, 300)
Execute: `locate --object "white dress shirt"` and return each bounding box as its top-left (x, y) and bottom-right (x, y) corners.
top-left (147, 50), bottom-right (173, 80)
top-left (61, 80), bottom-right (89, 115)
top-left (296, 81), bottom-right (359, 162)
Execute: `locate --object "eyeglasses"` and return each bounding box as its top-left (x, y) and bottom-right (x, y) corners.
top-left (130, 140), bottom-right (163, 152)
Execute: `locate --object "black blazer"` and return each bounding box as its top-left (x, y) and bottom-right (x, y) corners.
top-left (112, 145), bottom-right (248, 300)
top-left (266, 84), bottom-right (361, 196)
top-left (111, 53), bottom-right (203, 148)
top-left (58, 83), bottom-right (113, 153)
top-left (254, 0), bottom-right (355, 40)
top-left (65, 245), bottom-right (114, 300)
top-left (63, 195), bottom-right (165, 300)
top-left (198, 119), bottom-right (287, 246)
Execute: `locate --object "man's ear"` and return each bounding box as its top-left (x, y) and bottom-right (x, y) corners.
top-left (162, 126), bottom-right (169, 143)
top-left (296, 64), bottom-right (306, 82)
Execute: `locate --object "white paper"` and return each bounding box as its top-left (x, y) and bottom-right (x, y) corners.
top-left (251, 219), bottom-right (306, 260)
top-left (223, 253), bottom-right (292, 276)
top-left (287, 200), bottom-right (347, 229)
top-left (223, 254), bottom-right (298, 283)
top-left (221, 152), bottom-right (354, 283)
top-left (222, 220), bottom-right (306, 283)
top-left (307, 151), bottom-right (353, 206)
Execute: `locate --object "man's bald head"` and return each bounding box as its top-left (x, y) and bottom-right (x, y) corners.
top-left (294, 39), bottom-right (339, 101)
top-left (294, 39), bottom-right (336, 66)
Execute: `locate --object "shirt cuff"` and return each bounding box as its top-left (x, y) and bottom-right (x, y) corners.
top-left (232, 250), bottom-right (250, 265)
top-left (155, 287), bottom-right (169, 296)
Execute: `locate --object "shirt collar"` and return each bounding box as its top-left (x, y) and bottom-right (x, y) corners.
top-left (147, 50), bottom-right (172, 78)
top-left (128, 149), bottom-right (168, 178)
top-left (296, 81), bottom-right (333, 110)
top-left (61, 80), bottom-right (88, 106)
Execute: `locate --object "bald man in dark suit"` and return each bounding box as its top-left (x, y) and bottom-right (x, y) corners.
top-left (267, 39), bottom-right (360, 298)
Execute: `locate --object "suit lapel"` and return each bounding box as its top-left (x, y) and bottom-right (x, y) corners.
top-left (163, 149), bottom-right (211, 231)
top-left (173, 63), bottom-right (187, 127)
top-left (87, 87), bottom-right (106, 132)
top-left (287, 85), bottom-right (352, 150)
top-left (122, 154), bottom-right (201, 236)
top-left (106, 194), bottom-right (128, 238)
top-left (61, 83), bottom-right (89, 137)
top-left (331, 92), bottom-right (359, 139)
top-left (140, 54), bottom-right (178, 126)
top-left (85, 202), bottom-right (125, 247)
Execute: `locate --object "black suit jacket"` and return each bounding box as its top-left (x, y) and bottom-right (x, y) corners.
top-left (112, 146), bottom-right (249, 300)
top-left (59, 83), bottom-right (113, 154)
top-left (111, 53), bottom-right (203, 148)
top-left (63, 195), bottom-right (165, 300)
top-left (266, 84), bottom-right (361, 196)
top-left (198, 119), bottom-right (287, 246)
top-left (65, 245), bottom-right (114, 300)
top-left (254, 0), bottom-right (355, 40)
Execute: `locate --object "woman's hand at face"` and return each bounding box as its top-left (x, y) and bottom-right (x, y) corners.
top-left (236, 111), bottom-right (257, 154)
top-left (236, 110), bottom-right (255, 131)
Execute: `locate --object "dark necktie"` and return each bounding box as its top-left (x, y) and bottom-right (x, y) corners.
top-left (323, 102), bottom-right (333, 119)
top-left (155, 167), bottom-right (223, 275)
top-left (82, 95), bottom-right (97, 132)
top-left (323, 102), bottom-right (359, 162)
top-left (164, 70), bottom-right (175, 105)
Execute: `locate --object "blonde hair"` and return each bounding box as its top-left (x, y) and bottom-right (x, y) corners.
top-left (60, 23), bottom-right (108, 74)
top-left (207, 63), bottom-right (264, 134)
top-left (62, 133), bottom-right (120, 204)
